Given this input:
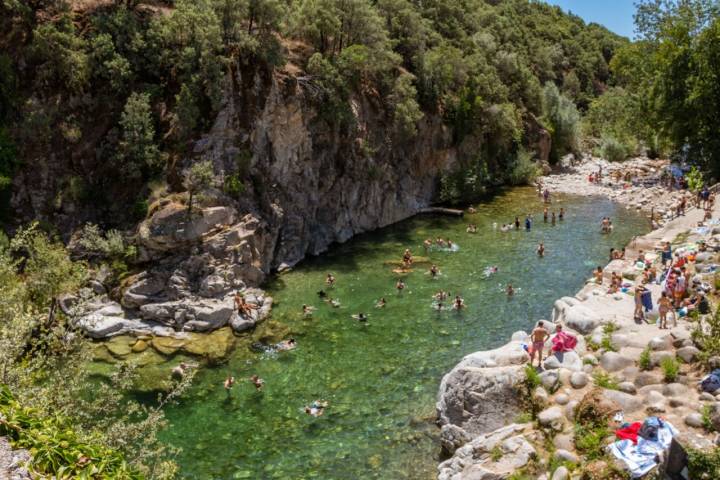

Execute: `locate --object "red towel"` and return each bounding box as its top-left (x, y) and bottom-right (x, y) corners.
top-left (551, 331), bottom-right (577, 352)
top-left (615, 422), bottom-right (642, 444)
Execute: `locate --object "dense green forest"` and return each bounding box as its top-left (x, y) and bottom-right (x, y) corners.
top-left (0, 0), bottom-right (626, 221)
top-left (1, 0), bottom-right (720, 477)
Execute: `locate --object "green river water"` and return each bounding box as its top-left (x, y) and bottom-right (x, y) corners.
top-left (158, 188), bottom-right (648, 479)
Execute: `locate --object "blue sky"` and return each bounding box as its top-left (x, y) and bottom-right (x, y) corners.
top-left (542, 0), bottom-right (637, 38)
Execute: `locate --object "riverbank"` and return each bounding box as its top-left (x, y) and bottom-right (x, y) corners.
top-left (437, 171), bottom-right (720, 479)
top-left (540, 156), bottom-right (698, 227)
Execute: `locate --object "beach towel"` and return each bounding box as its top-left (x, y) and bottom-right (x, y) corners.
top-left (615, 422), bottom-right (642, 444)
top-left (551, 331), bottom-right (577, 352)
top-left (609, 419), bottom-right (677, 478)
top-left (641, 290), bottom-right (653, 312)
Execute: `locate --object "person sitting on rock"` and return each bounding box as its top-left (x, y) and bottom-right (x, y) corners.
top-left (235, 292), bottom-right (258, 316)
top-left (550, 324), bottom-right (577, 353)
top-left (594, 266), bottom-right (604, 284)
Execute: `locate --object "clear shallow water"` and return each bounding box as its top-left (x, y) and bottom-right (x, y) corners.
top-left (159, 188), bottom-right (648, 479)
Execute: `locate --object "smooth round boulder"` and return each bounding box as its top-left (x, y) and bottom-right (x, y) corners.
top-left (601, 351), bottom-right (635, 372)
top-left (677, 346), bottom-right (700, 363)
top-left (538, 406), bottom-right (564, 431)
top-left (541, 370), bottom-right (560, 391)
top-left (618, 382), bottom-right (637, 395)
top-left (663, 383), bottom-right (689, 397)
top-left (553, 449), bottom-right (579, 464)
top-left (555, 393), bottom-right (570, 406)
top-left (570, 371), bottom-right (588, 389)
top-left (649, 335), bottom-right (673, 351)
top-left (552, 466), bottom-right (569, 480)
top-left (685, 413), bottom-right (704, 428)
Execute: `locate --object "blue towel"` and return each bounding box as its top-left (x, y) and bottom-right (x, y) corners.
top-left (641, 290), bottom-right (653, 312)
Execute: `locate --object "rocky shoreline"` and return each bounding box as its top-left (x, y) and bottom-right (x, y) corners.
top-left (436, 164), bottom-right (720, 479)
top-left (541, 156), bottom-right (698, 227)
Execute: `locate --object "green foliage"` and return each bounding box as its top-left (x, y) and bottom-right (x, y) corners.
top-left (30, 13), bottom-right (89, 93)
top-left (542, 82), bottom-right (580, 163)
top-left (687, 447), bottom-right (720, 479)
top-left (686, 166), bottom-right (704, 193)
top-left (613, 1), bottom-right (720, 177)
top-left (598, 135), bottom-right (634, 163)
top-left (639, 347), bottom-right (652, 371)
top-left (223, 173), bottom-right (245, 197)
top-left (574, 422), bottom-right (610, 460)
top-left (592, 371), bottom-right (619, 390)
top-left (118, 92), bottom-right (161, 180)
top-left (0, 226), bottom-right (193, 478)
top-left (508, 149), bottom-right (540, 186)
top-left (0, 385), bottom-right (140, 479)
top-left (490, 444), bottom-right (503, 462)
top-left (388, 72), bottom-right (423, 136)
top-left (524, 364), bottom-right (541, 390)
top-left (660, 356), bottom-right (679, 382)
top-left (701, 404), bottom-right (715, 432)
top-left (75, 223), bottom-right (135, 262)
top-left (183, 160), bottom-right (215, 213)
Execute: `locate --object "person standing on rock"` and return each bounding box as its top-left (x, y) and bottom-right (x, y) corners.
top-left (658, 292), bottom-right (672, 329)
top-left (529, 321), bottom-right (550, 368)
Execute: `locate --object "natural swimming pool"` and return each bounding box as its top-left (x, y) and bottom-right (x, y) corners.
top-left (158, 187), bottom-right (649, 479)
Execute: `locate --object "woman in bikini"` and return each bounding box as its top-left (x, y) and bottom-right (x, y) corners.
top-left (658, 291), bottom-right (672, 329)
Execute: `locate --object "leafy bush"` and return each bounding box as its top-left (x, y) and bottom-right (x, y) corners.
top-left (660, 356), bottom-right (679, 382)
top-left (592, 371), bottom-right (619, 390)
top-left (223, 173), bottom-right (245, 196)
top-left (639, 347), bottom-right (652, 371)
top-left (598, 135), bottom-right (633, 162)
top-left (687, 446), bottom-right (720, 479)
top-left (508, 149), bottom-right (540, 186)
top-left (542, 82), bottom-right (580, 163)
top-left (76, 223), bottom-right (134, 262)
top-left (574, 422), bottom-right (610, 460)
top-left (0, 385), bottom-right (140, 479)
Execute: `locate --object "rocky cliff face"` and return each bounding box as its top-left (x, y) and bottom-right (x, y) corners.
top-left (195, 67), bottom-right (458, 270)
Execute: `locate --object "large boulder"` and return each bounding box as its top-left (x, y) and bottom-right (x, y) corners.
top-left (437, 424), bottom-right (535, 480)
top-left (438, 340), bottom-right (527, 436)
top-left (543, 351), bottom-right (582, 371)
top-left (138, 203), bottom-right (236, 252)
top-left (552, 298), bottom-right (601, 334)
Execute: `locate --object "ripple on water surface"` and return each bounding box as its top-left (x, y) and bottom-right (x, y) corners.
top-left (158, 187), bottom-right (648, 479)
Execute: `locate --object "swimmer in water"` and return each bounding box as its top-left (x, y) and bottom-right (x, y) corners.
top-left (402, 248), bottom-right (413, 266)
top-left (317, 290), bottom-right (327, 298)
top-left (506, 283), bottom-right (515, 296)
top-left (250, 374), bottom-right (264, 391)
top-left (330, 298), bottom-right (341, 308)
top-left (376, 297), bottom-right (387, 308)
top-left (454, 295), bottom-right (465, 310)
top-left (302, 304), bottom-right (315, 317)
top-left (352, 312), bottom-right (368, 322)
top-left (446, 239), bottom-right (453, 249)
top-left (551, 211), bottom-right (556, 225)
top-left (436, 237), bottom-right (446, 248)
top-left (276, 338), bottom-right (297, 351)
top-left (326, 273), bottom-right (336, 287)
top-left (559, 207), bottom-right (564, 220)
top-left (537, 242), bottom-right (545, 257)
top-left (543, 207), bottom-right (548, 222)
top-left (525, 216), bottom-right (531, 231)
top-left (430, 264), bottom-right (439, 279)
top-left (436, 301), bottom-right (444, 311)
top-left (396, 279), bottom-right (406, 293)
top-left (171, 362), bottom-right (191, 379)
top-left (224, 374), bottom-right (235, 393)
top-left (434, 290), bottom-right (447, 301)
top-left (515, 217), bottom-right (520, 230)
top-left (423, 238), bottom-right (432, 252)
top-left (305, 400), bottom-right (328, 417)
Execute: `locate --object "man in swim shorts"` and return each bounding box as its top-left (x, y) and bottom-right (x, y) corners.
top-left (530, 321), bottom-right (550, 367)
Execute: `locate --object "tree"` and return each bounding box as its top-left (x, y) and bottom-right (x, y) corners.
top-left (183, 159), bottom-right (214, 214)
top-left (542, 82), bottom-right (579, 163)
top-left (118, 92), bottom-right (160, 179)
